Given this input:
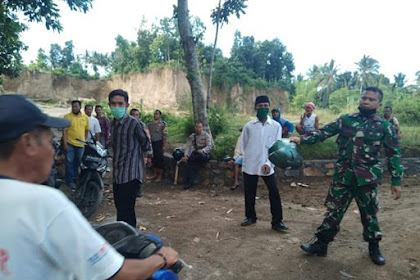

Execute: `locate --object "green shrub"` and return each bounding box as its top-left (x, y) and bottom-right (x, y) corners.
top-left (212, 133), bottom-right (240, 160)
top-left (166, 113), bottom-right (194, 143)
top-left (208, 105), bottom-right (229, 138)
top-left (392, 97), bottom-right (420, 125)
top-left (298, 137), bottom-right (338, 159)
top-left (329, 89), bottom-right (359, 110)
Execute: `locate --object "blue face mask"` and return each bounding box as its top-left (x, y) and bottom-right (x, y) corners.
top-left (110, 107), bottom-right (126, 119)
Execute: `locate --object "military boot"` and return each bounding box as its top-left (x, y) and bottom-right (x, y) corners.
top-left (300, 236), bottom-right (328, 257)
top-left (369, 241), bottom-right (386, 265)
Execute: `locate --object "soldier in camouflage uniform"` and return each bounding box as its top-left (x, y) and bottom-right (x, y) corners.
top-left (148, 110), bottom-right (168, 182)
top-left (291, 87), bottom-right (403, 266)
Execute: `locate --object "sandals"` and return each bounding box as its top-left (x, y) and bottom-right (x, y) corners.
top-left (231, 184), bottom-right (239, 190)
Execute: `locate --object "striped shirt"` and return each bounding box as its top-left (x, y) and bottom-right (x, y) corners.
top-left (111, 114), bottom-right (151, 184)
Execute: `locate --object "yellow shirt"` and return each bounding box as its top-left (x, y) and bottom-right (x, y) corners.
top-left (64, 113), bottom-right (89, 147)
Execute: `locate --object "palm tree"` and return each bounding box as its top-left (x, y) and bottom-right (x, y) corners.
top-left (316, 59), bottom-right (339, 108)
top-left (355, 55), bottom-right (380, 93)
top-left (307, 65), bottom-right (320, 80)
top-left (394, 72), bottom-right (406, 88)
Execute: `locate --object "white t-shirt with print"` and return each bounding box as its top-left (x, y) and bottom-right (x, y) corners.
top-left (87, 116), bottom-right (102, 142)
top-left (0, 179), bottom-right (124, 280)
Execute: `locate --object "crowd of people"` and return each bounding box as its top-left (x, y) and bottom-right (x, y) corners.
top-left (0, 86), bottom-right (404, 278)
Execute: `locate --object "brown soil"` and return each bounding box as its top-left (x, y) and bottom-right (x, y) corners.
top-left (87, 176), bottom-right (420, 280)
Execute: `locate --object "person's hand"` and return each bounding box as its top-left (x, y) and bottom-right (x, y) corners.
top-left (182, 156), bottom-right (188, 163)
top-left (289, 137), bottom-right (301, 145)
top-left (106, 139), bottom-right (110, 146)
top-left (157, 247), bottom-right (179, 268)
top-left (197, 149), bottom-right (203, 154)
top-left (391, 185), bottom-right (402, 200)
top-left (262, 164), bottom-right (270, 174)
top-left (62, 143), bottom-right (68, 152)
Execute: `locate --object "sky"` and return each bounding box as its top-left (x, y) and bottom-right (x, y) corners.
top-left (20, 0), bottom-right (420, 84)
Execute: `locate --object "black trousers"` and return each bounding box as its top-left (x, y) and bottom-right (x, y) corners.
top-left (152, 140), bottom-right (165, 169)
top-left (185, 152), bottom-right (209, 186)
top-left (113, 179), bottom-right (139, 227)
top-left (243, 172), bottom-right (283, 226)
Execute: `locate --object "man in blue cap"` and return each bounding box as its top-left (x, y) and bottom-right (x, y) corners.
top-left (240, 95), bottom-right (289, 232)
top-left (271, 107), bottom-right (295, 138)
top-left (0, 95), bottom-right (178, 279)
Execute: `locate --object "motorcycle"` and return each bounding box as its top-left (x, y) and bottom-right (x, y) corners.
top-left (43, 140), bottom-right (63, 189)
top-left (95, 221), bottom-right (192, 280)
top-left (73, 136), bottom-right (109, 218)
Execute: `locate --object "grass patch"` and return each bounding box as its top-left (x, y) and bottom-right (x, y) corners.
top-left (400, 126), bottom-right (420, 157)
top-left (297, 137), bottom-right (338, 159)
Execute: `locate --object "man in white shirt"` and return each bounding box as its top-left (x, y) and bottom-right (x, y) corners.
top-left (85, 104), bottom-right (101, 143)
top-left (0, 95), bottom-right (178, 280)
top-left (240, 95), bottom-right (289, 232)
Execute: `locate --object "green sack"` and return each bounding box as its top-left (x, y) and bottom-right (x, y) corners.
top-left (268, 139), bottom-right (303, 169)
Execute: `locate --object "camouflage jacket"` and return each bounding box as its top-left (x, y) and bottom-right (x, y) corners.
top-left (301, 113), bottom-right (403, 186)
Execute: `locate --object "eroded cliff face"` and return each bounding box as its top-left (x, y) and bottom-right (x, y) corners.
top-left (3, 68), bottom-right (288, 113)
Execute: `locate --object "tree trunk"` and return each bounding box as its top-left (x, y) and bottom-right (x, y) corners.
top-left (177, 0), bottom-right (212, 136)
top-left (206, 0), bottom-right (222, 110)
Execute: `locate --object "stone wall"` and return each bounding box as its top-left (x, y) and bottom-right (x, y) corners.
top-left (160, 154), bottom-right (419, 187)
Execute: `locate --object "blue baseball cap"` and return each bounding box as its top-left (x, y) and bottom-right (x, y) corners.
top-left (0, 94), bottom-right (70, 143)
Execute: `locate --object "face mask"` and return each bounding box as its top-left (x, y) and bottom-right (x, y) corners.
top-left (358, 106), bottom-right (377, 118)
top-left (256, 107), bottom-right (269, 121)
top-left (111, 106), bottom-right (126, 119)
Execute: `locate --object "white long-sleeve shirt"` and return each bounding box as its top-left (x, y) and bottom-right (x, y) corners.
top-left (233, 133), bottom-right (242, 160)
top-left (241, 117), bottom-right (282, 176)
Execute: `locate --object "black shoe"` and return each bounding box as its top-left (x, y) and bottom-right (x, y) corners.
top-left (301, 236), bottom-right (328, 257)
top-left (272, 222), bottom-right (289, 232)
top-left (369, 242), bottom-right (386, 265)
top-left (241, 217), bottom-right (257, 226)
top-left (183, 184), bottom-right (193, 190)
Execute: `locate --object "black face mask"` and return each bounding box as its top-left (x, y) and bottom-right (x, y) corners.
top-left (358, 106), bottom-right (377, 118)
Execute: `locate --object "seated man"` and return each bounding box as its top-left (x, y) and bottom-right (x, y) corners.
top-left (181, 122), bottom-right (213, 189)
top-left (296, 102), bottom-right (319, 135)
top-left (271, 108), bottom-right (295, 138)
top-left (231, 128), bottom-right (243, 190)
top-left (0, 95), bottom-right (178, 280)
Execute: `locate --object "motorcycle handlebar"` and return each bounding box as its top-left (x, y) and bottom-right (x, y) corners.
top-left (170, 259), bottom-right (192, 273)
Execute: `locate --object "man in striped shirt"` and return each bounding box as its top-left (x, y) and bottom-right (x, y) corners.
top-left (109, 89), bottom-right (151, 227)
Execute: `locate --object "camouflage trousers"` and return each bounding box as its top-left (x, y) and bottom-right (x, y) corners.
top-left (316, 182), bottom-right (382, 242)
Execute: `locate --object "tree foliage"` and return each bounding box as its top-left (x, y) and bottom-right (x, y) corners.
top-left (0, 0), bottom-right (92, 77)
top-left (207, 0), bottom-right (247, 109)
top-left (355, 55), bottom-right (380, 92)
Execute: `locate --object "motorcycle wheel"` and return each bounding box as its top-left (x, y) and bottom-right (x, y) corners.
top-left (76, 180), bottom-right (103, 219)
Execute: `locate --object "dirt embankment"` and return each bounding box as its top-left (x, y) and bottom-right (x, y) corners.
top-left (3, 69), bottom-right (288, 114)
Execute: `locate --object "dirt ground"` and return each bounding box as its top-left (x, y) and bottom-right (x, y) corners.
top-left (84, 175), bottom-right (420, 280)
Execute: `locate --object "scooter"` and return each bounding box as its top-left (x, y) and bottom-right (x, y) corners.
top-left (74, 136), bottom-right (109, 218)
top-left (95, 221), bottom-right (192, 280)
